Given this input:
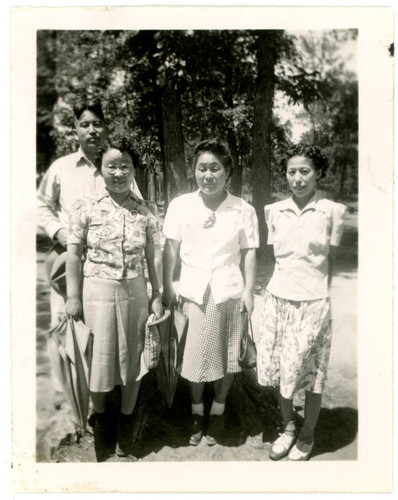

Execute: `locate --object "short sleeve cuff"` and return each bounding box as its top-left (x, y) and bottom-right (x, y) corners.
top-left (330, 204), bottom-right (348, 246)
top-left (47, 221), bottom-right (65, 241)
top-left (162, 200), bottom-right (182, 241)
top-left (67, 235), bottom-right (84, 245)
top-left (264, 205), bottom-right (274, 244)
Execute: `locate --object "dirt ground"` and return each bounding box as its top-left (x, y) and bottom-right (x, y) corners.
top-left (35, 206), bottom-right (358, 463)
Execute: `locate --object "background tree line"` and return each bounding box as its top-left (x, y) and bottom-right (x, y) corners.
top-left (37, 29), bottom-right (357, 249)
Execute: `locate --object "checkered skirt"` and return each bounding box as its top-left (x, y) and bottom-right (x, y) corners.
top-left (180, 286), bottom-right (244, 383)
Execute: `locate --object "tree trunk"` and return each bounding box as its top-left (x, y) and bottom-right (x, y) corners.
top-left (338, 159), bottom-right (347, 199)
top-left (251, 31), bottom-right (277, 252)
top-left (36, 30), bottom-right (57, 177)
top-left (227, 130), bottom-right (242, 196)
top-left (161, 84), bottom-right (189, 206)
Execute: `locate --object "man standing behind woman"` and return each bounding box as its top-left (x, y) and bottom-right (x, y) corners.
top-left (37, 97), bottom-right (109, 327)
top-left (37, 97), bottom-right (144, 326)
top-left (162, 138), bottom-right (259, 446)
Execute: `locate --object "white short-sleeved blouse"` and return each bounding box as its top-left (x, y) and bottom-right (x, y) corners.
top-left (163, 190), bottom-right (259, 305)
top-left (265, 192), bottom-right (347, 301)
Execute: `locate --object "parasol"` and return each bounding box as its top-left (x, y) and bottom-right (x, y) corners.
top-left (47, 315), bottom-right (93, 429)
top-left (156, 305), bottom-right (189, 407)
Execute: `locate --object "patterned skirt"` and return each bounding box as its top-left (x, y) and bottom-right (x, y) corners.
top-left (83, 276), bottom-right (149, 392)
top-left (180, 286), bottom-right (244, 383)
top-left (256, 290), bottom-right (332, 399)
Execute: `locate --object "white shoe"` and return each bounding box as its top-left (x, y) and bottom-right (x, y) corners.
top-left (288, 441), bottom-right (313, 461)
top-left (269, 432), bottom-right (295, 460)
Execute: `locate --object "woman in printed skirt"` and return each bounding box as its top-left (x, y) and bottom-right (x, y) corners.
top-left (65, 133), bottom-right (163, 461)
top-left (256, 144), bottom-right (347, 461)
top-left (162, 138), bottom-right (259, 446)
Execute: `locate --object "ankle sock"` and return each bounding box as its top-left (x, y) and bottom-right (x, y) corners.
top-left (284, 420), bottom-right (296, 436)
top-left (210, 400), bottom-right (225, 416)
top-left (192, 403), bottom-right (204, 416)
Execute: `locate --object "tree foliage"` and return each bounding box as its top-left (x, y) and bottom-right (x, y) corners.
top-left (36, 29), bottom-right (358, 207)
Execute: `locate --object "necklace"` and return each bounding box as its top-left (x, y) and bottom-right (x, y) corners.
top-left (203, 212), bottom-right (216, 228)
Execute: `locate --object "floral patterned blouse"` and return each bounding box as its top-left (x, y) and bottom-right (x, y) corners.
top-left (68, 189), bottom-right (160, 280)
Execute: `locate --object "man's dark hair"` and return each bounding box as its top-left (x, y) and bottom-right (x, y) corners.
top-left (73, 97), bottom-right (105, 122)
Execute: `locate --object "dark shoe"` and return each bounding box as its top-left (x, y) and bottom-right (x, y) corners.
top-left (93, 411), bottom-right (117, 462)
top-left (189, 414), bottom-right (204, 446)
top-left (116, 412), bottom-right (136, 458)
top-left (206, 414), bottom-right (225, 446)
top-left (87, 411), bottom-right (96, 429)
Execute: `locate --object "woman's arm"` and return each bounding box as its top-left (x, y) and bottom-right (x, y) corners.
top-left (145, 236), bottom-right (164, 318)
top-left (162, 238), bottom-right (180, 308)
top-left (328, 245), bottom-right (338, 287)
top-left (65, 243), bottom-right (84, 319)
top-left (240, 247), bottom-right (257, 317)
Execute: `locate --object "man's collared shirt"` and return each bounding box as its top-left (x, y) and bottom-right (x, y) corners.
top-left (265, 192), bottom-right (347, 301)
top-left (163, 190), bottom-right (259, 305)
top-left (67, 189), bottom-right (160, 280)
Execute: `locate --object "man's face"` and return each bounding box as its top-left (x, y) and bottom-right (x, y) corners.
top-left (74, 110), bottom-right (108, 158)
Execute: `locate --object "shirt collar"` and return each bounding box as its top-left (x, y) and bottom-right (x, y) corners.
top-left (95, 186), bottom-right (140, 203)
top-left (279, 191), bottom-right (320, 214)
top-left (196, 188), bottom-right (232, 210)
top-left (76, 147), bottom-right (97, 169)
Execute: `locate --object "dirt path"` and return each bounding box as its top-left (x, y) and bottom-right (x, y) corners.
top-left (36, 209), bottom-right (357, 463)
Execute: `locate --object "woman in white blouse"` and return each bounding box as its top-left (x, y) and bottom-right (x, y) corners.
top-left (163, 138), bottom-right (259, 446)
top-left (257, 144), bottom-right (347, 461)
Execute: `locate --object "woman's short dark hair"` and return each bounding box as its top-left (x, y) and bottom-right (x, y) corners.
top-left (193, 138), bottom-right (234, 175)
top-left (95, 132), bottom-right (140, 170)
top-left (281, 144), bottom-right (329, 179)
top-left (73, 97), bottom-right (105, 122)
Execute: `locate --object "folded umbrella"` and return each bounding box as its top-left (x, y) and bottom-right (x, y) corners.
top-left (47, 315), bottom-right (93, 429)
top-left (156, 305), bottom-right (189, 408)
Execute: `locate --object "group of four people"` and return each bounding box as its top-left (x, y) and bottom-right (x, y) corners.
top-left (37, 98), bottom-right (346, 462)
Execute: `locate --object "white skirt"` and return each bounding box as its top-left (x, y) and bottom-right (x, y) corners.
top-left (83, 276), bottom-right (148, 392)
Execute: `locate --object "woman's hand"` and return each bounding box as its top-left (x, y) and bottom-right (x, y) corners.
top-left (150, 293), bottom-right (164, 319)
top-left (65, 297), bottom-right (82, 320)
top-left (240, 290), bottom-right (254, 317)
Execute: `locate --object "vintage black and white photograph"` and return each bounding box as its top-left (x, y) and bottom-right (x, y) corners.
top-left (10, 4), bottom-right (394, 494)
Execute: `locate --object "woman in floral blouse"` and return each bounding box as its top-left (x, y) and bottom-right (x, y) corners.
top-left (65, 133), bottom-right (163, 461)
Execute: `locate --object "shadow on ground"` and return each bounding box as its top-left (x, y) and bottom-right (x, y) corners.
top-left (52, 370), bottom-right (357, 462)
top-left (312, 406), bottom-right (358, 458)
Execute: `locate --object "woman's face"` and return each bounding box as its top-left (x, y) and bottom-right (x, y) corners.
top-left (195, 152), bottom-right (228, 197)
top-left (286, 155), bottom-right (320, 201)
top-left (101, 148), bottom-right (135, 195)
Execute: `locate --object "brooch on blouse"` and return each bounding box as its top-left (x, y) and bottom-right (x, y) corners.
top-left (203, 212), bottom-right (216, 228)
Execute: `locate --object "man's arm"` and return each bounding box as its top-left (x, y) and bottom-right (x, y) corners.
top-left (37, 165), bottom-right (66, 244)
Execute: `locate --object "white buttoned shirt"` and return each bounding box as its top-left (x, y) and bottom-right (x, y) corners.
top-left (265, 193), bottom-right (347, 301)
top-left (163, 190), bottom-right (259, 305)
